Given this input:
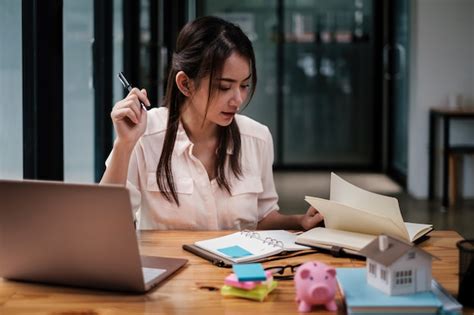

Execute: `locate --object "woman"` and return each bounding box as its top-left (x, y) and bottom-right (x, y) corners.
top-left (101, 16), bottom-right (323, 230)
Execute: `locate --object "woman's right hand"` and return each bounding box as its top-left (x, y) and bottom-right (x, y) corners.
top-left (111, 88), bottom-right (150, 147)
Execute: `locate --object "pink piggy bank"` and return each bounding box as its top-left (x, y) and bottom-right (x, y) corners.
top-left (294, 261), bottom-right (337, 312)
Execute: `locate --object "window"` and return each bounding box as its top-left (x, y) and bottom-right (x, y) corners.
top-left (0, 1), bottom-right (23, 179)
top-left (369, 263), bottom-right (376, 276)
top-left (395, 270), bottom-right (412, 286)
top-left (380, 268), bottom-right (387, 282)
top-left (63, 0), bottom-right (94, 182)
top-left (113, 0), bottom-right (124, 107)
top-left (408, 251), bottom-right (416, 259)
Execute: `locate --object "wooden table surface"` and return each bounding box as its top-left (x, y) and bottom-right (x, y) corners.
top-left (0, 230), bottom-right (469, 314)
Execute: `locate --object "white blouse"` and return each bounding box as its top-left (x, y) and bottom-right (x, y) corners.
top-left (108, 107), bottom-right (279, 230)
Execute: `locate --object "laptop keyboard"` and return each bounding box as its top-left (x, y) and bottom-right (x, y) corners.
top-left (142, 267), bottom-right (166, 283)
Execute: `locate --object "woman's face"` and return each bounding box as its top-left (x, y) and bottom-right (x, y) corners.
top-left (188, 52), bottom-right (251, 127)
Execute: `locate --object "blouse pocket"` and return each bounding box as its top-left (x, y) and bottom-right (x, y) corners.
top-left (225, 175), bottom-right (264, 230)
top-left (146, 172), bottom-right (194, 194)
top-left (230, 176), bottom-right (263, 196)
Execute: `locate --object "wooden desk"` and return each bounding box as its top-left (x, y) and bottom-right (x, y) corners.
top-left (0, 230), bottom-right (469, 314)
top-left (428, 107), bottom-right (474, 207)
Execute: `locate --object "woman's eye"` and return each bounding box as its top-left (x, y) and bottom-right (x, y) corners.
top-left (219, 86), bottom-right (231, 91)
top-left (241, 84), bottom-right (250, 89)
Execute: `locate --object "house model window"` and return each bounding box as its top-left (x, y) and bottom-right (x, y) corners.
top-left (380, 269), bottom-right (387, 282)
top-left (359, 234), bottom-right (437, 296)
top-left (395, 270), bottom-right (413, 285)
top-left (369, 263), bottom-right (376, 275)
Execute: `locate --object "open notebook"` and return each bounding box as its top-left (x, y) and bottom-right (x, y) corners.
top-left (193, 230), bottom-right (310, 264)
top-left (296, 173), bottom-right (433, 255)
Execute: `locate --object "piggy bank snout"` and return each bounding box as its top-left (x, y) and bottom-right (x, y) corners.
top-left (296, 271), bottom-right (335, 300)
top-left (312, 283), bottom-right (331, 299)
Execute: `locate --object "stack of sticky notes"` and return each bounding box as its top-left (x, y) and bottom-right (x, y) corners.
top-left (220, 263), bottom-right (278, 302)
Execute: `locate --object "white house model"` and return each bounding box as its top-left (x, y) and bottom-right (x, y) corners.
top-left (359, 234), bottom-right (436, 296)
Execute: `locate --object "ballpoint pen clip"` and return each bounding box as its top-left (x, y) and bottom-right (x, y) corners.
top-left (117, 72), bottom-right (131, 91)
top-left (117, 72), bottom-right (147, 110)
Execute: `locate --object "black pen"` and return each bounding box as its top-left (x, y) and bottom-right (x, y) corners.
top-left (117, 72), bottom-right (147, 110)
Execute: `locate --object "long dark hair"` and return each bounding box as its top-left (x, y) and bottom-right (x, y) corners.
top-left (157, 16), bottom-right (257, 206)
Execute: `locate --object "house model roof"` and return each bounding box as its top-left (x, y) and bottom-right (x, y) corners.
top-left (359, 235), bottom-right (437, 266)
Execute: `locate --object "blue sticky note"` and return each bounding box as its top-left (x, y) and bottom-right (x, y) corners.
top-left (218, 245), bottom-right (252, 258)
top-left (233, 263), bottom-right (267, 281)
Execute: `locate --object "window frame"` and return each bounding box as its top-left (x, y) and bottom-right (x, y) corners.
top-left (369, 262), bottom-right (377, 276)
top-left (22, 0), bottom-right (64, 180)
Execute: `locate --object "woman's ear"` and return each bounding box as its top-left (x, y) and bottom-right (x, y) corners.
top-left (176, 71), bottom-right (192, 96)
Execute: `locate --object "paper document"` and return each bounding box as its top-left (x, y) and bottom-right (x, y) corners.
top-left (296, 173), bottom-right (433, 254)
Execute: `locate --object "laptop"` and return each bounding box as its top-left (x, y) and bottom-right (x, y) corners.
top-left (0, 179), bottom-right (187, 293)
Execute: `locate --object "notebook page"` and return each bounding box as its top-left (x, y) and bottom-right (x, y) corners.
top-left (194, 232), bottom-right (281, 263)
top-left (330, 173), bottom-right (408, 238)
top-left (305, 196), bottom-right (409, 241)
top-left (405, 222), bottom-right (433, 242)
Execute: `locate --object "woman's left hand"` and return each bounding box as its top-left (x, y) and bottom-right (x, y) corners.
top-left (300, 206), bottom-right (324, 231)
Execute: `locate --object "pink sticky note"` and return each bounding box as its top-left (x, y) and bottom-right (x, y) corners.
top-left (224, 271), bottom-right (273, 290)
top-left (225, 273), bottom-right (258, 290)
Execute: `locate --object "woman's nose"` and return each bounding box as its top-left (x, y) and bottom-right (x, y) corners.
top-left (230, 88), bottom-right (243, 107)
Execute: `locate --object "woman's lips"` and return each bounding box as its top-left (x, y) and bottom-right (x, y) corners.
top-left (221, 112), bottom-right (236, 118)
